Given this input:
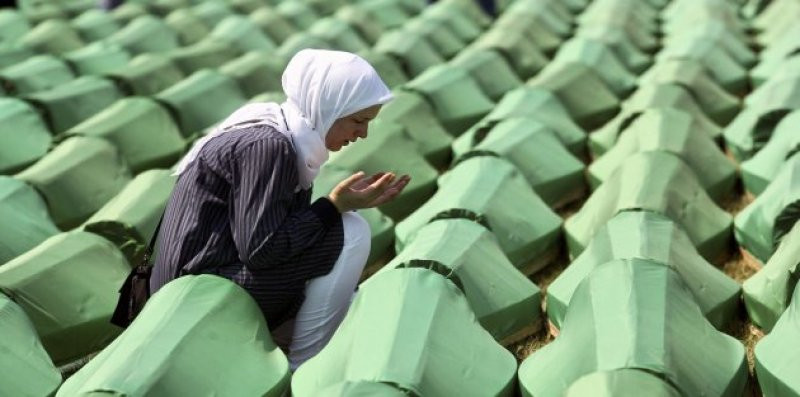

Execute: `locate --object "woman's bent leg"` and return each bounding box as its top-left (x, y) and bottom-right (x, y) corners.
top-left (288, 211), bottom-right (370, 370)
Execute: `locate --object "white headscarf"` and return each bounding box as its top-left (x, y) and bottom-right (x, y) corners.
top-left (173, 49), bottom-right (394, 190)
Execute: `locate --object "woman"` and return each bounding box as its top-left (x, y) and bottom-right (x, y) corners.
top-left (149, 49), bottom-right (410, 369)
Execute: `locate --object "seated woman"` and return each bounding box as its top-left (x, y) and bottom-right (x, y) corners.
top-left (148, 49), bottom-right (409, 370)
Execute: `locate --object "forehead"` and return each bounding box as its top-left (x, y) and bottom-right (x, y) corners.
top-left (347, 104), bottom-right (382, 119)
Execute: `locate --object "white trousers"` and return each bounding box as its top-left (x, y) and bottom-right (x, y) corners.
top-left (273, 211), bottom-right (370, 370)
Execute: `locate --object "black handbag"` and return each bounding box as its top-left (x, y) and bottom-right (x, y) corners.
top-left (110, 216), bottom-right (163, 328)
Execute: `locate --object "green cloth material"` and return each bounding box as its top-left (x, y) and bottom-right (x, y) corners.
top-left (191, 1), bottom-right (236, 27)
top-left (754, 281), bottom-right (800, 397)
top-left (250, 91), bottom-right (286, 104)
top-left (577, 4), bottom-right (658, 52)
top-left (450, 48), bottom-right (523, 102)
top-left (502, 0), bottom-right (572, 38)
top-left (548, 37), bottom-right (639, 98)
top-left (0, 98), bottom-right (52, 174)
top-left (155, 69), bottom-right (247, 137)
top-left (276, 32), bottom-right (331, 62)
top-left (359, 0), bottom-right (412, 30)
top-left (0, 176), bottom-right (59, 266)
top-left (0, 10), bottom-right (30, 44)
top-left (250, 7), bottom-right (298, 44)
top-left (165, 39), bottom-right (242, 75)
top-left (357, 50), bottom-right (408, 88)
top-left (72, 9), bottom-right (122, 42)
top-left (106, 54), bottom-right (186, 96)
top-left (109, 2), bottom-right (148, 24)
top-left (15, 136), bottom-right (132, 230)
top-left (0, 54), bottom-right (75, 95)
top-left (403, 18), bottom-right (465, 60)
top-left (276, 1), bottom-right (320, 30)
top-left (63, 42), bottom-right (131, 76)
top-left (335, 6), bottom-right (384, 45)
top-left (741, 110), bottom-right (800, 195)
top-left (734, 154), bottom-right (800, 263)
top-left (380, 219), bottom-right (542, 343)
top-left (20, 19), bottom-right (85, 55)
top-left (470, 26), bottom-right (549, 79)
top-left (750, 28), bottom-right (800, 87)
top-left (493, 10), bottom-right (564, 55)
top-left (0, 231), bottom-right (130, 364)
top-left (292, 268), bottom-right (517, 396)
top-left (57, 275), bottom-right (290, 396)
top-left (396, 155), bottom-right (562, 273)
top-left (0, 293), bottom-right (61, 396)
top-left (0, 45), bottom-right (35, 69)
top-left (576, 24), bottom-right (652, 73)
top-left (564, 370), bottom-right (681, 397)
top-left (656, 39), bottom-right (749, 95)
top-left (209, 15), bottom-right (277, 53)
top-left (661, 20), bottom-right (756, 68)
top-left (165, 9), bottom-right (212, 46)
top-left (420, 3), bottom-right (483, 43)
top-left (743, 221), bottom-right (800, 331)
top-left (24, 76), bottom-right (123, 135)
top-left (374, 30), bottom-right (445, 78)
top-left (548, 210), bottom-right (740, 330)
top-left (589, 108), bottom-right (736, 202)
top-left (565, 151), bottom-right (732, 263)
top-left (65, 97), bottom-right (186, 173)
top-left (220, 51), bottom-right (284, 98)
top-left (753, 0), bottom-right (800, 45)
top-left (309, 17), bottom-right (370, 53)
top-left (107, 15), bottom-right (180, 55)
top-left (519, 258), bottom-right (748, 397)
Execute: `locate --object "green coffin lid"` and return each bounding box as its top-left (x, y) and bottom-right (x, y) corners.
top-left (107, 15), bottom-right (180, 55)
top-left (656, 41), bottom-right (749, 95)
top-left (403, 63), bottom-right (495, 136)
top-left (741, 111), bottom-right (800, 195)
top-left (57, 275), bottom-right (290, 396)
top-left (0, 98), bottom-right (51, 175)
top-left (549, 37), bottom-right (638, 98)
top-left (275, 1), bottom-right (319, 30)
top-left (504, 0), bottom-right (573, 35)
top-left (465, 118), bottom-right (586, 208)
top-left (565, 151), bottom-right (732, 263)
top-left (528, 62), bottom-right (621, 131)
top-left (312, 166), bottom-right (395, 265)
top-left (72, 9), bottom-right (121, 41)
top-left (229, 0), bottom-right (264, 13)
top-left (109, 2), bottom-right (148, 24)
top-left (549, 210), bottom-right (740, 330)
top-left (746, 69), bottom-right (800, 109)
top-left (450, 48), bottom-right (523, 102)
top-left (403, 18), bottom-right (465, 60)
top-left (0, 44), bottom-right (35, 69)
top-left (638, 59), bottom-right (740, 126)
top-left (470, 27), bottom-right (549, 79)
top-left (191, 0), bottom-right (235, 27)
top-left (292, 268), bottom-right (517, 397)
top-left (250, 7), bottom-right (298, 44)
top-left (397, 156), bottom-right (562, 272)
top-left (309, 17), bottom-right (370, 53)
top-left (0, 54), bottom-right (74, 95)
top-left (754, 281), bottom-right (800, 397)
top-left (165, 39), bottom-right (241, 75)
top-left (753, 0), bottom-right (800, 42)
top-left (579, 0), bottom-right (659, 34)
top-left (106, 54), bottom-right (185, 96)
top-left (209, 15), bottom-right (278, 53)
top-left (735, 154), bottom-right (800, 263)
top-left (276, 32), bottom-right (331, 61)
top-left (0, 9), bottom-right (30, 43)
top-left (357, 50), bottom-right (408, 88)
top-left (564, 369), bottom-right (681, 397)
top-left (65, 97), bottom-right (185, 173)
top-left (750, 31), bottom-right (800, 87)
top-left (0, 231), bottom-right (130, 364)
top-left (24, 76), bottom-right (123, 135)
top-left (155, 69), bottom-right (247, 138)
top-left (63, 42), bottom-right (131, 76)
top-left (20, 19), bottom-right (85, 55)
top-left (380, 219), bottom-right (542, 343)
top-left (662, 1), bottom-right (743, 36)
top-left (359, 0), bottom-right (412, 30)
top-left (165, 9), bottom-right (211, 46)
top-left (578, 13), bottom-right (658, 53)
top-left (0, 176), bottom-right (59, 266)
top-left (0, 293), bottom-right (61, 396)
top-left (662, 20), bottom-right (756, 68)
top-left (493, 11), bottom-right (564, 56)
top-left (335, 6), bottom-right (384, 45)
top-left (374, 29), bottom-right (445, 78)
top-left (589, 108), bottom-right (736, 201)
top-left (374, 90), bottom-right (452, 166)
top-left (589, 83), bottom-right (722, 157)
top-left (743, 221), bottom-right (800, 331)
top-left (576, 25), bottom-right (653, 73)
top-left (15, 136), bottom-right (131, 230)
top-left (220, 51), bottom-right (283, 98)
top-left (420, 3), bottom-right (483, 43)
top-left (519, 258), bottom-right (747, 397)
top-left (434, 0), bottom-right (491, 29)
top-left (325, 120), bottom-right (438, 220)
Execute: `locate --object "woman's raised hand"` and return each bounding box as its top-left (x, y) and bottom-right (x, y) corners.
top-left (328, 171), bottom-right (411, 212)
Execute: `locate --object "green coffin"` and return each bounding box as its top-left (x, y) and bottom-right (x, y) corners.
top-left (0, 231), bottom-right (130, 364)
top-left (63, 42), bottom-right (131, 76)
top-left (564, 369), bottom-right (681, 397)
top-left (57, 275), bottom-right (290, 396)
top-left (0, 176), bottom-right (59, 266)
top-left (0, 9), bottom-right (30, 43)
top-left (109, 2), bottom-right (147, 24)
top-left (519, 258), bottom-right (747, 397)
top-left (743, 221), bottom-right (800, 332)
top-left (0, 44), bottom-right (35, 69)
top-left (493, 11), bottom-right (564, 56)
top-left (735, 154), bottom-right (800, 263)
top-left (250, 7), bottom-right (297, 44)
top-left (276, 32), bottom-right (331, 61)
top-left (24, 76), bottom-right (123, 135)
top-left (309, 17), bottom-right (370, 53)
top-left (470, 26), bottom-right (549, 79)
top-left (166, 39), bottom-right (241, 75)
top-left (450, 48), bottom-right (523, 102)
top-left (754, 281), bottom-right (800, 397)
top-left (578, 8), bottom-right (658, 52)
top-left (0, 293), bottom-right (61, 396)
top-left (292, 268), bottom-right (517, 397)
top-left (107, 54), bottom-right (186, 96)
top-left (380, 219), bottom-right (542, 343)
top-left (107, 15), bottom-right (180, 54)
top-left (72, 9), bottom-right (121, 41)
top-left (190, 0), bottom-right (235, 27)
top-left (502, 0), bottom-right (572, 38)
top-left (656, 41), bottom-right (749, 95)
top-left (750, 29), bottom-right (800, 86)
top-left (359, 0), bottom-right (412, 30)
top-left (374, 30), bottom-right (445, 78)
top-left (396, 155), bottom-right (562, 273)
top-left (0, 54), bottom-right (74, 95)
top-left (403, 18), bottom-right (465, 60)
top-left (220, 52), bottom-right (283, 98)
top-left (276, 1), bottom-right (319, 30)
top-left (741, 110), bottom-right (800, 195)
top-left (549, 210), bottom-right (740, 330)
top-left (209, 15), bottom-right (277, 53)
top-left (357, 50), bottom-right (408, 88)
top-left (335, 6), bottom-right (384, 45)
top-left (565, 151), bottom-right (732, 263)
top-left (589, 108), bottom-right (736, 202)
top-left (661, 20), bottom-right (756, 68)
top-left (420, 2), bottom-right (483, 43)
top-left (576, 24), bottom-right (652, 73)
top-left (15, 136), bottom-right (131, 230)
top-left (20, 19), bottom-right (84, 55)
top-left (155, 69), bottom-right (247, 137)
top-left (65, 97), bottom-right (186, 173)
top-left (549, 37), bottom-right (639, 98)
top-left (165, 9), bottom-right (211, 46)
top-left (0, 98), bottom-right (51, 174)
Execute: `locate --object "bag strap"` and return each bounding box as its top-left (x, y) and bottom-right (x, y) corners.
top-left (142, 213), bottom-right (165, 265)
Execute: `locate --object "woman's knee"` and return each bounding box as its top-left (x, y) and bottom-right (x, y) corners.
top-left (341, 211), bottom-right (370, 248)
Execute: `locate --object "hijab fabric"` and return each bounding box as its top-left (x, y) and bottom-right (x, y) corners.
top-left (173, 49), bottom-right (393, 190)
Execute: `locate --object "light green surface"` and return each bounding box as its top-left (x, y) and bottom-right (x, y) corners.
top-left (191, 0), bottom-right (235, 27)
top-left (335, 6), bottom-right (384, 45)
top-left (166, 39), bottom-right (241, 74)
top-left (309, 17), bottom-right (370, 53)
top-left (276, 0), bottom-right (320, 30)
top-left (357, 50), bottom-right (408, 88)
top-left (0, 176), bottom-right (59, 266)
top-left (209, 15), bottom-right (277, 53)
top-left (63, 42), bottom-right (131, 76)
top-left (754, 281), bottom-right (800, 397)
top-left (0, 98), bottom-right (51, 174)
top-left (493, 10), bottom-right (563, 55)
top-left (0, 9), bottom-right (30, 44)
top-left (72, 9), bottom-right (122, 41)
top-left (564, 370), bottom-right (681, 397)
top-left (0, 54), bottom-right (74, 95)
top-left (106, 15), bottom-right (180, 54)
top-left (57, 275), bottom-right (290, 397)
top-left (549, 37), bottom-right (638, 98)
top-left (404, 18), bottom-right (465, 59)
top-left (20, 19), bottom-right (85, 55)
top-left (276, 32), bottom-right (331, 61)
top-left (374, 29), bottom-right (445, 77)
top-left (250, 6), bottom-right (298, 44)
top-left (741, 110), bottom-right (800, 195)
top-left (106, 53), bottom-right (186, 96)
top-left (656, 39), bottom-right (748, 94)
top-left (220, 52), bottom-right (286, 100)
top-left (577, 24), bottom-right (652, 73)
top-left (165, 8), bottom-right (212, 46)
top-left (470, 25), bottom-right (549, 79)
top-left (451, 48), bottom-right (523, 102)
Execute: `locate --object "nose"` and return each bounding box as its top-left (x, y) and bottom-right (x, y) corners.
top-left (355, 125), bottom-right (368, 139)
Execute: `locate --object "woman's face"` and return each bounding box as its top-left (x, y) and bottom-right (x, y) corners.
top-left (326, 105), bottom-right (382, 151)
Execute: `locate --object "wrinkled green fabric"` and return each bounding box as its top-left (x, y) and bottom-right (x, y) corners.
top-left (276, 1), bottom-right (320, 30)
top-left (292, 268), bottom-right (517, 397)
top-left (166, 39), bottom-right (241, 75)
top-left (754, 281), bottom-right (800, 397)
top-left (165, 9), bottom-right (212, 46)
top-left (107, 15), bottom-right (180, 54)
top-left (741, 110), bottom-right (800, 195)
top-left (0, 54), bottom-right (74, 95)
top-left (220, 51), bottom-right (283, 98)
top-left (577, 24), bottom-right (652, 73)
top-left (566, 151), bottom-right (732, 262)
top-left (381, 219), bottom-right (541, 342)
top-left (276, 32), bottom-right (331, 61)
top-left (549, 210), bottom-right (740, 330)
top-left (250, 7), bottom-right (297, 44)
top-left (735, 154), bottom-right (800, 263)
top-left (107, 54), bottom-right (185, 96)
top-left (0, 98), bottom-right (51, 174)
top-left (404, 18), bottom-right (465, 59)
top-left (397, 156), bottom-right (562, 272)
top-left (209, 15), bottom-right (277, 53)
top-left (451, 48), bottom-right (523, 102)
top-left (0, 293), bottom-right (61, 396)
top-left (72, 9), bottom-right (122, 42)
top-left (57, 275), bottom-right (290, 397)
top-left (564, 370), bottom-right (681, 397)
top-left (374, 29), bottom-right (445, 77)
top-left (589, 108), bottom-right (736, 201)
top-left (357, 50), bottom-right (408, 88)
top-left (15, 136), bottom-right (131, 230)
top-left (24, 76), bottom-right (123, 135)
top-left (0, 176), bottom-right (59, 266)
top-left (309, 17), bottom-right (370, 54)
top-left (520, 258), bottom-right (748, 397)
top-left (64, 42), bottom-right (130, 76)
top-left (0, 231), bottom-right (130, 364)
top-left (470, 26), bottom-right (549, 79)
top-left (20, 19), bottom-right (84, 55)
top-left (549, 37), bottom-right (638, 98)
